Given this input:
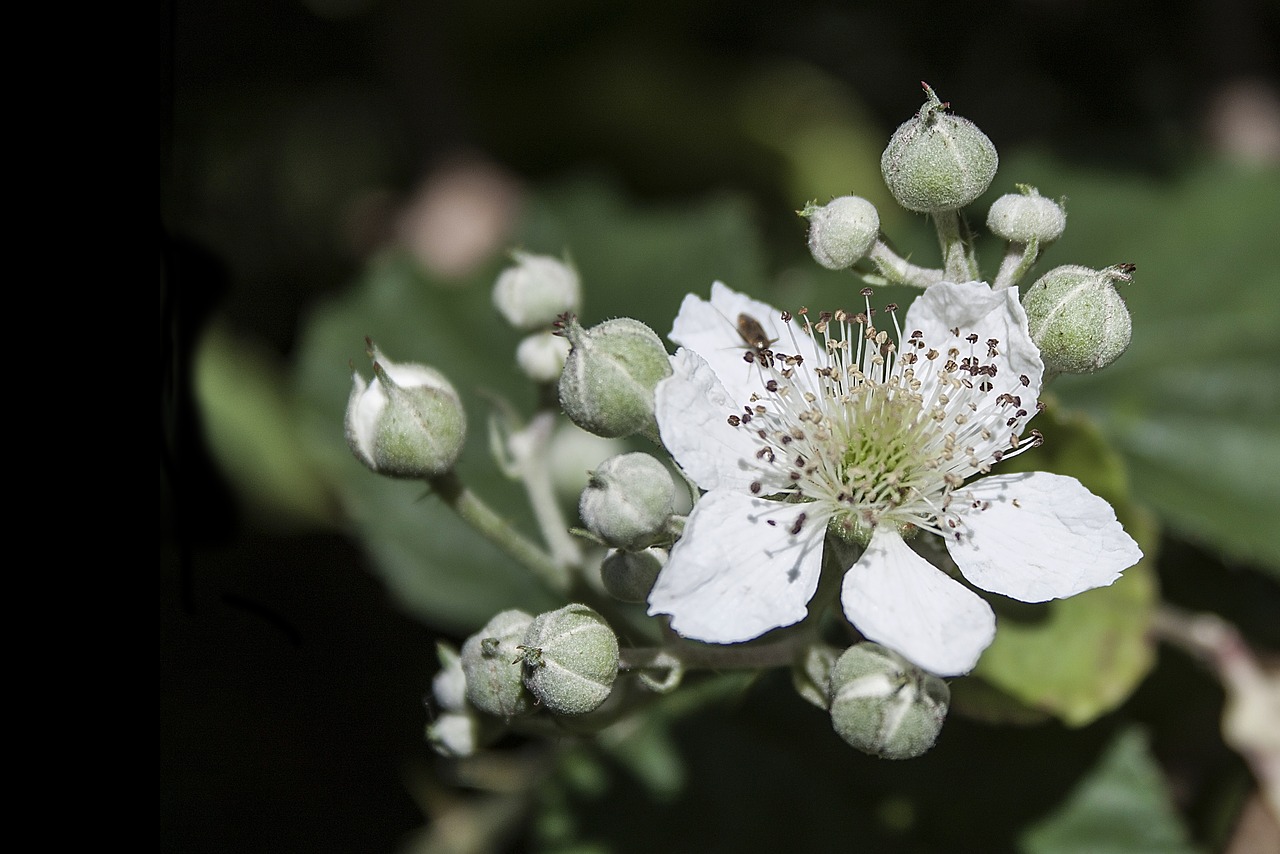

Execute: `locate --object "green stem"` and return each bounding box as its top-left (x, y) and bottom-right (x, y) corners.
top-left (427, 471), bottom-right (571, 592)
top-left (931, 209), bottom-right (978, 282)
top-left (619, 630), bottom-right (812, 672)
top-left (992, 238), bottom-right (1040, 291)
top-left (867, 240), bottom-right (945, 289)
top-left (511, 411), bottom-right (584, 570)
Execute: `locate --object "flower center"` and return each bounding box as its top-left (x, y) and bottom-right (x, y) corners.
top-left (726, 290), bottom-right (1042, 545)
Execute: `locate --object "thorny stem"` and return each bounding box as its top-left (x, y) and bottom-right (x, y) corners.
top-left (428, 471), bottom-right (571, 593)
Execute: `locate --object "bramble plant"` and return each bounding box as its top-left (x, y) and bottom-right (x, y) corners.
top-left (340, 87), bottom-right (1277, 835)
top-left (345, 83), bottom-right (1148, 760)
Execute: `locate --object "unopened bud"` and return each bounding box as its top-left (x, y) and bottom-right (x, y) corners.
top-left (829, 642), bottom-right (950, 760)
top-left (986, 185), bottom-right (1066, 245)
top-left (461, 609), bottom-right (536, 718)
top-left (881, 84), bottom-right (998, 213)
top-left (493, 251), bottom-right (581, 330)
top-left (580, 453), bottom-right (677, 551)
top-left (792, 642), bottom-right (841, 710)
top-left (519, 604), bottom-right (620, 716)
top-left (558, 316), bottom-right (672, 440)
top-left (802, 196), bottom-right (880, 270)
top-left (600, 547), bottom-right (666, 603)
top-left (431, 642), bottom-right (467, 714)
top-left (1022, 264), bottom-right (1134, 374)
top-left (345, 342), bottom-right (466, 478)
top-left (516, 330), bottom-right (571, 383)
top-left (426, 711), bottom-right (487, 758)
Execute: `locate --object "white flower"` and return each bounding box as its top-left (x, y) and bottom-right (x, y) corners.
top-left (647, 281), bottom-right (1142, 676)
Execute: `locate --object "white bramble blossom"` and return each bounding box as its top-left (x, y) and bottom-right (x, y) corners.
top-left (647, 281), bottom-right (1142, 676)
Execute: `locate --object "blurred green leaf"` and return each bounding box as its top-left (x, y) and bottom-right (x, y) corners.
top-left (1006, 156), bottom-right (1280, 575)
top-left (194, 322), bottom-right (339, 530)
top-left (1020, 726), bottom-right (1200, 854)
top-left (291, 180), bottom-right (771, 631)
top-left (972, 405), bottom-right (1159, 726)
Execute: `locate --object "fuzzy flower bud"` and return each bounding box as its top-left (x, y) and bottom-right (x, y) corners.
top-left (1022, 264), bottom-right (1134, 374)
top-left (492, 251), bottom-right (581, 330)
top-left (600, 547), bottom-right (666, 603)
top-left (431, 642), bottom-right (468, 714)
top-left (986, 185), bottom-right (1066, 245)
top-left (802, 195), bottom-right (881, 270)
top-left (345, 342), bottom-right (466, 478)
top-left (828, 642), bottom-right (950, 760)
top-left (881, 84), bottom-right (998, 213)
top-left (461, 609), bottom-right (536, 719)
top-left (518, 604), bottom-right (619, 716)
top-left (515, 330), bottom-right (571, 383)
top-left (426, 712), bottom-right (486, 758)
top-left (792, 642), bottom-right (841, 710)
top-left (558, 316), bottom-right (672, 440)
top-left (579, 453), bottom-right (677, 551)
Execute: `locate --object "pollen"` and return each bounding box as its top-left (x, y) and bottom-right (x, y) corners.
top-left (725, 291), bottom-right (1042, 545)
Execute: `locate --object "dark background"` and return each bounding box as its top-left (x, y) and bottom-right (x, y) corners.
top-left (160, 1), bottom-right (1278, 851)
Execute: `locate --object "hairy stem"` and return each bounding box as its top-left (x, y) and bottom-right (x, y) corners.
top-left (428, 471), bottom-right (571, 592)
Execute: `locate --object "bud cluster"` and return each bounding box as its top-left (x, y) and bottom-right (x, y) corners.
top-left (437, 604), bottom-right (618, 754)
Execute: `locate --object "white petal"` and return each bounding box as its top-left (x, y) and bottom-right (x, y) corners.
top-left (904, 281), bottom-right (1044, 402)
top-left (655, 349), bottom-right (776, 492)
top-left (648, 490), bottom-right (827, 643)
top-left (668, 282), bottom-right (792, 406)
top-left (947, 471), bottom-right (1143, 603)
top-left (841, 527), bottom-right (996, 676)
top-left (344, 373), bottom-right (382, 463)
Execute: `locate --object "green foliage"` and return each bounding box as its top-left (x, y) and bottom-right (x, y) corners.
top-left (1020, 727), bottom-right (1201, 854)
top-left (1007, 156), bottom-right (1280, 575)
top-left (194, 323), bottom-right (339, 530)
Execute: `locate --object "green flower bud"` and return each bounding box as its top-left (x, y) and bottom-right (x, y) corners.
top-left (461, 609), bottom-right (536, 719)
top-left (579, 453), bottom-right (677, 551)
top-left (986, 185), bottom-right (1066, 244)
top-left (1022, 264), bottom-right (1134, 374)
top-left (792, 642), bottom-right (841, 710)
top-left (828, 642), bottom-right (951, 760)
top-left (515, 330), bottom-right (571, 383)
top-left (600, 547), bottom-right (666, 603)
top-left (558, 316), bottom-right (672, 439)
top-left (881, 85), bottom-right (998, 213)
top-left (548, 424), bottom-right (628, 502)
top-left (345, 342), bottom-right (466, 478)
top-left (802, 195), bottom-right (880, 270)
top-left (519, 604), bottom-right (620, 716)
top-left (492, 251), bottom-right (581, 330)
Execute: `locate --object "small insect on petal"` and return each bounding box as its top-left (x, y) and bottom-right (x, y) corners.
top-left (736, 313), bottom-right (778, 351)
